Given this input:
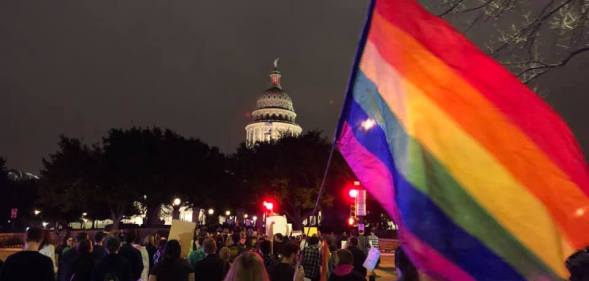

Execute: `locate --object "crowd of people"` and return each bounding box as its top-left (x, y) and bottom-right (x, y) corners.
top-left (0, 226), bottom-right (382, 281)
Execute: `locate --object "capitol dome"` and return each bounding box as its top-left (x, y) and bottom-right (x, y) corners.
top-left (255, 85), bottom-right (295, 111)
top-left (245, 59), bottom-right (303, 147)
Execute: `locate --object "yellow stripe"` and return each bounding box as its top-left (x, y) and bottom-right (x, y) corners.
top-left (360, 41), bottom-right (568, 277)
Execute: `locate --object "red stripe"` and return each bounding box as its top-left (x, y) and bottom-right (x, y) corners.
top-left (373, 0), bottom-right (589, 195)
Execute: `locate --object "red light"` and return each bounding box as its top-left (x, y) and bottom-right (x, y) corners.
top-left (263, 200), bottom-right (274, 212)
top-left (348, 217), bottom-right (355, 226)
top-left (348, 189), bottom-right (359, 199)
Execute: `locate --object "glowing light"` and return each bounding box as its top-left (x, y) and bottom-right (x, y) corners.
top-left (173, 198), bottom-right (181, 206)
top-left (33, 209), bottom-right (41, 216)
top-left (348, 189), bottom-right (359, 199)
top-left (42, 222), bottom-right (49, 228)
top-left (576, 207), bottom-right (586, 217)
top-left (265, 202), bottom-right (274, 211)
top-left (225, 210), bottom-right (231, 216)
top-left (361, 118), bottom-right (376, 130)
top-left (252, 216), bottom-right (258, 221)
top-left (207, 208), bottom-right (215, 215)
top-left (82, 212), bottom-right (87, 217)
top-left (244, 214), bottom-right (249, 218)
top-left (347, 217), bottom-right (355, 226)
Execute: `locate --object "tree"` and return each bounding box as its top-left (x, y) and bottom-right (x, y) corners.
top-left (233, 132), bottom-right (355, 230)
top-left (39, 128), bottom-right (230, 229)
top-left (39, 136), bottom-right (138, 229)
top-left (426, 0), bottom-right (588, 83)
top-left (102, 127), bottom-right (228, 226)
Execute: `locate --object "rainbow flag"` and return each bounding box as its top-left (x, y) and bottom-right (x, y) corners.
top-left (335, 0), bottom-right (589, 280)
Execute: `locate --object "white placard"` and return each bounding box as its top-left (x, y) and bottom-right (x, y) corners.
top-left (266, 215), bottom-right (288, 236)
top-left (363, 247), bottom-right (381, 271)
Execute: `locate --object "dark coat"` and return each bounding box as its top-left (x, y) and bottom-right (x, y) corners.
top-left (193, 254), bottom-right (226, 281)
top-left (118, 244), bottom-right (144, 280)
top-left (91, 254), bottom-right (133, 281)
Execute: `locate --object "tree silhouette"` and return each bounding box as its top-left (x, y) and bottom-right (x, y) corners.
top-left (39, 128), bottom-right (229, 229)
top-left (233, 131), bottom-right (355, 230)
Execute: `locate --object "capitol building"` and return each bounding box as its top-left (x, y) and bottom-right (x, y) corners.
top-left (245, 59), bottom-right (303, 147)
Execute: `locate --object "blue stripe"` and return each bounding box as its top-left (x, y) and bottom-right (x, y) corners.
top-left (339, 72), bottom-right (525, 281)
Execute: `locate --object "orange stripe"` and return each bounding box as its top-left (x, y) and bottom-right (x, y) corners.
top-left (368, 11), bottom-right (589, 249)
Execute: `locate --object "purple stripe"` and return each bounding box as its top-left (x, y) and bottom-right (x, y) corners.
top-left (337, 122), bottom-right (476, 281)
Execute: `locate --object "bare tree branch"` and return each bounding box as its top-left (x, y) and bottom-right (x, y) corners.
top-left (518, 46), bottom-right (589, 82)
top-left (434, 0), bottom-right (588, 85)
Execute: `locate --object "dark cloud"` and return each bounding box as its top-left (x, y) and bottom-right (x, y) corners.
top-left (0, 0), bottom-right (586, 172)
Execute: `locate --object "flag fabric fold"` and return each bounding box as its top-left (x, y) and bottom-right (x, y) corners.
top-left (336, 0), bottom-right (589, 280)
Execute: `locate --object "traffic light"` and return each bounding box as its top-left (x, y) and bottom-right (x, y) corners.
top-left (348, 189), bottom-right (359, 199)
top-left (263, 200), bottom-right (275, 212)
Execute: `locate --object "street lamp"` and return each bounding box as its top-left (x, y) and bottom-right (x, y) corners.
top-left (42, 222), bottom-right (49, 228)
top-left (172, 198), bottom-right (182, 220)
top-left (252, 216), bottom-right (258, 221)
top-left (33, 209), bottom-right (41, 216)
top-left (82, 212), bottom-right (88, 217)
top-left (208, 208), bottom-right (215, 215)
top-left (244, 214), bottom-right (248, 219)
top-left (225, 210), bottom-right (231, 216)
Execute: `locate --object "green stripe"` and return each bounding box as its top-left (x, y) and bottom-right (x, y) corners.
top-left (351, 72), bottom-right (559, 280)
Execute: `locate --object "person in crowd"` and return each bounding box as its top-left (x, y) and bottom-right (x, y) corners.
top-left (59, 232), bottom-right (87, 281)
top-left (70, 239), bottom-right (94, 281)
top-left (301, 236), bottom-right (321, 281)
top-left (149, 240), bottom-right (194, 281)
top-left (269, 242), bottom-right (303, 281)
top-left (328, 249), bottom-right (364, 281)
top-left (272, 234), bottom-right (285, 260)
top-left (39, 230), bottom-right (58, 273)
top-left (339, 233), bottom-right (349, 249)
top-left (356, 232), bottom-right (370, 256)
top-left (299, 235), bottom-right (307, 251)
top-left (227, 233), bottom-right (244, 262)
top-left (222, 252), bottom-right (270, 281)
top-left (327, 242), bottom-right (338, 278)
top-left (119, 231), bottom-right (144, 281)
top-left (566, 246), bottom-right (589, 281)
top-left (346, 237), bottom-right (366, 277)
top-left (92, 237), bottom-right (133, 281)
top-left (258, 239), bottom-right (275, 271)
top-left (188, 236), bottom-right (206, 269)
top-left (0, 227), bottom-right (55, 281)
top-left (143, 234), bottom-right (157, 270)
top-left (367, 229), bottom-right (379, 250)
top-left (153, 238), bottom-right (168, 266)
top-left (92, 231), bottom-right (107, 263)
top-left (218, 247), bottom-right (231, 269)
top-left (60, 236), bottom-right (75, 255)
top-left (193, 238), bottom-right (226, 281)
top-left (132, 235), bottom-right (150, 281)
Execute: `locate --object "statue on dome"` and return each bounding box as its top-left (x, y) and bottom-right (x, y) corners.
top-left (273, 57), bottom-right (280, 69)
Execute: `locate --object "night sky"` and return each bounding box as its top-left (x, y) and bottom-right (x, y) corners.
top-left (1, 0), bottom-right (587, 172)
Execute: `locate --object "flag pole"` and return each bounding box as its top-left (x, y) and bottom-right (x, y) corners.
top-left (305, 0), bottom-right (376, 238)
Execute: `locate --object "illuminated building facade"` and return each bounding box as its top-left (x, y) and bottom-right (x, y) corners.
top-left (245, 59), bottom-right (303, 147)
